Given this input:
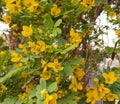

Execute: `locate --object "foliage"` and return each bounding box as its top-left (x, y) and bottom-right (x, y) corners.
top-left (0, 0), bottom-right (120, 104)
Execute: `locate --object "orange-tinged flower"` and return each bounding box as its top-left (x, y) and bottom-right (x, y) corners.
top-left (2, 15), bottom-right (11, 24)
top-left (102, 71), bottom-right (117, 84)
top-left (47, 59), bottom-right (64, 72)
top-left (22, 25), bottom-right (33, 37)
top-left (51, 4), bottom-right (61, 16)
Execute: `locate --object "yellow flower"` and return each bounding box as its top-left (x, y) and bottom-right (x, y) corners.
top-left (5, 0), bottom-right (16, 4)
top-left (18, 92), bottom-right (28, 100)
top-left (47, 59), bottom-right (64, 72)
top-left (62, 15), bottom-right (68, 19)
top-left (21, 71), bottom-right (28, 78)
top-left (57, 90), bottom-right (66, 98)
top-left (55, 76), bottom-right (61, 84)
top-left (73, 67), bottom-right (85, 80)
top-left (1, 85), bottom-right (7, 91)
top-left (102, 71), bottom-right (117, 84)
top-left (25, 83), bottom-right (34, 93)
top-left (16, 62), bottom-right (23, 68)
top-left (2, 15), bottom-right (11, 24)
top-left (40, 89), bottom-right (48, 99)
top-left (51, 4), bottom-right (61, 16)
top-left (11, 52), bottom-right (22, 62)
top-left (40, 69), bottom-right (51, 80)
top-left (46, 45), bottom-right (53, 53)
top-left (80, 0), bottom-right (95, 7)
top-left (22, 25), bottom-right (33, 37)
top-left (18, 44), bottom-right (24, 49)
top-left (69, 77), bottom-right (83, 92)
top-left (69, 28), bottom-right (82, 44)
top-left (27, 5), bottom-right (37, 13)
top-left (105, 93), bottom-right (118, 102)
top-left (86, 87), bottom-right (99, 104)
top-left (6, 3), bottom-right (21, 14)
top-left (11, 24), bottom-right (18, 30)
top-left (98, 84), bottom-right (110, 98)
top-left (23, 0), bottom-right (38, 7)
top-left (33, 5), bottom-right (44, 14)
top-left (44, 94), bottom-right (57, 104)
top-left (37, 40), bottom-right (46, 52)
top-left (28, 40), bottom-right (46, 55)
top-left (109, 11), bottom-right (116, 18)
top-left (28, 41), bottom-right (36, 47)
top-left (116, 29), bottom-right (120, 37)
top-left (93, 78), bottom-right (99, 84)
top-left (0, 51), bottom-right (5, 56)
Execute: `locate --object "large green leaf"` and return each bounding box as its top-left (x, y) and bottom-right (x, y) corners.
top-left (39, 78), bottom-right (46, 89)
top-left (63, 64), bottom-right (73, 75)
top-left (54, 19), bottom-right (62, 27)
top-left (47, 82), bottom-right (57, 93)
top-left (43, 14), bottom-right (54, 29)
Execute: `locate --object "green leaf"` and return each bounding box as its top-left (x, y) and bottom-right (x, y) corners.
top-left (63, 57), bottom-right (83, 75)
top-left (60, 44), bottom-right (77, 54)
top-left (54, 19), bottom-right (62, 27)
top-left (48, 82), bottom-right (57, 93)
top-left (1, 97), bottom-right (18, 104)
top-left (40, 78), bottom-right (46, 89)
top-left (52, 27), bottom-right (62, 37)
top-left (21, 57), bottom-right (29, 62)
top-left (63, 64), bottom-right (73, 75)
top-left (43, 14), bottom-right (54, 29)
top-left (54, 44), bottom-right (77, 55)
top-left (68, 57), bottom-right (83, 66)
top-left (32, 26), bottom-right (44, 40)
top-left (110, 81), bottom-right (120, 99)
top-left (0, 66), bottom-right (26, 84)
top-left (36, 85), bottom-right (43, 100)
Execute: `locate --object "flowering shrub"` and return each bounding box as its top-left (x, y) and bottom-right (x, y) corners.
top-left (0, 0), bottom-right (120, 104)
